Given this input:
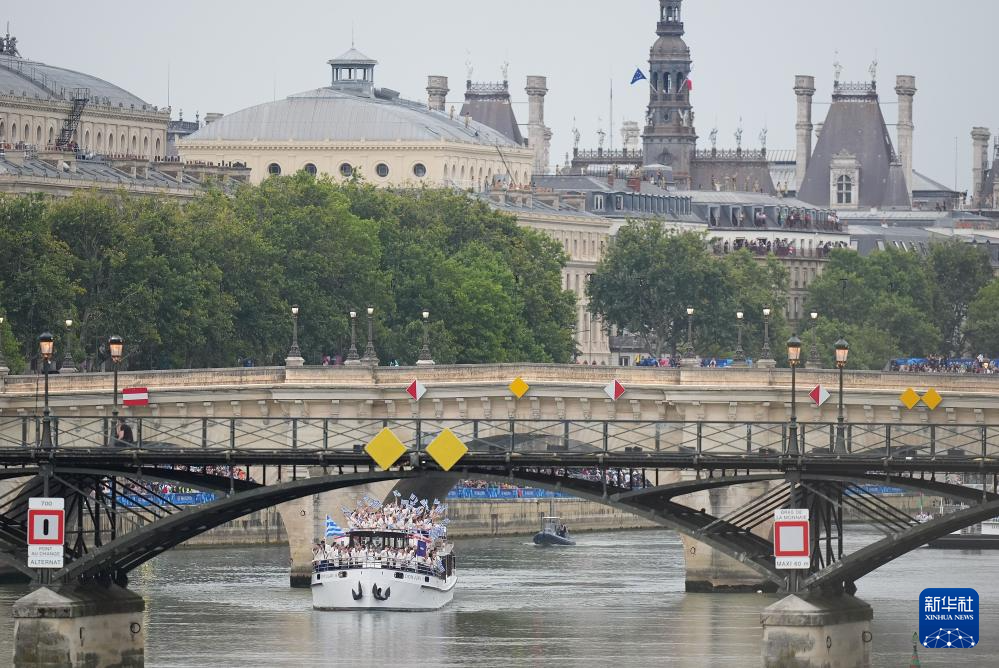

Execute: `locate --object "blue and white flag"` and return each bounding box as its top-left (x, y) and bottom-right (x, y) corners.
top-left (409, 493), bottom-right (418, 503)
top-left (421, 499), bottom-right (429, 509)
top-left (392, 490), bottom-right (402, 498)
top-left (630, 68), bottom-right (647, 85)
top-left (325, 515), bottom-right (345, 538)
top-left (432, 498), bottom-right (441, 506)
top-left (416, 540), bottom-right (428, 557)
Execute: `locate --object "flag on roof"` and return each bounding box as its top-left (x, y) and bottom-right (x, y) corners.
top-left (325, 515), bottom-right (345, 538)
top-left (630, 68), bottom-right (647, 85)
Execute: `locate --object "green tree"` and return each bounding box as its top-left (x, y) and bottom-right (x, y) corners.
top-left (966, 279), bottom-right (999, 357)
top-left (930, 241), bottom-right (992, 355)
top-left (719, 250), bottom-right (790, 362)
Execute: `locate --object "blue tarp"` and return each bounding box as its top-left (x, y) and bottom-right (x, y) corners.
top-left (447, 488), bottom-right (571, 499)
top-left (117, 492), bottom-right (217, 507)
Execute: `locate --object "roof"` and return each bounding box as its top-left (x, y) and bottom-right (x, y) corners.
top-left (459, 85), bottom-right (524, 145)
top-left (183, 86), bottom-right (521, 147)
top-left (0, 55), bottom-right (150, 108)
top-left (911, 170), bottom-right (958, 194)
top-left (797, 87), bottom-right (907, 208)
top-left (329, 48), bottom-right (377, 65)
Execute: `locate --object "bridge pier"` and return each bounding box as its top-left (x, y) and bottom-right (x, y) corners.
top-left (761, 593), bottom-right (873, 668)
top-left (678, 477), bottom-right (779, 592)
top-left (12, 584), bottom-right (144, 667)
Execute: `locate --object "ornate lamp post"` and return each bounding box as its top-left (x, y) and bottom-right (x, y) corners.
top-left (38, 332), bottom-right (54, 448)
top-left (416, 309), bottom-right (435, 366)
top-left (683, 307), bottom-right (695, 357)
top-left (285, 305), bottom-right (305, 367)
top-left (61, 318), bottom-right (77, 373)
top-left (758, 307), bottom-right (776, 367)
top-left (344, 310), bottom-right (361, 366)
top-left (108, 336), bottom-right (123, 420)
top-left (362, 305), bottom-right (379, 366)
top-left (787, 334), bottom-right (802, 456)
top-left (733, 311), bottom-right (746, 366)
top-left (834, 338), bottom-right (850, 454)
top-left (807, 311), bottom-right (821, 368)
top-left (0, 315), bottom-right (8, 374)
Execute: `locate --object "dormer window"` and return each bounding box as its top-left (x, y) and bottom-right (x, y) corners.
top-left (593, 194), bottom-right (605, 211)
top-left (836, 175), bottom-right (853, 204)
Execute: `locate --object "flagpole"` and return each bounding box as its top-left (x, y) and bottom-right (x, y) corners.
top-left (609, 77), bottom-right (614, 152)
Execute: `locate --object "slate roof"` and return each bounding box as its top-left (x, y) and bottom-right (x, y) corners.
top-left (459, 83), bottom-right (524, 146)
top-left (797, 85), bottom-right (909, 209)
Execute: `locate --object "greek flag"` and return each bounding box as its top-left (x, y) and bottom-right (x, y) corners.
top-left (434, 557), bottom-right (445, 573)
top-left (393, 490), bottom-right (402, 498)
top-left (421, 499), bottom-right (429, 509)
top-left (432, 498), bottom-right (441, 506)
top-left (325, 515), bottom-right (345, 538)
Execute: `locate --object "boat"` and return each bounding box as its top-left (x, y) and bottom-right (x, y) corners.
top-left (927, 518), bottom-right (999, 550)
top-left (311, 496), bottom-right (456, 611)
top-left (533, 516), bottom-right (575, 546)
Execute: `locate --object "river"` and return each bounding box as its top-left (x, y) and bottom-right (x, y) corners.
top-left (0, 527), bottom-right (995, 667)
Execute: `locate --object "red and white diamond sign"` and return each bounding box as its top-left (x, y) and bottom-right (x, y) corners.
top-left (122, 387), bottom-right (149, 406)
top-left (406, 380), bottom-right (427, 401)
top-left (808, 384), bottom-right (830, 407)
top-left (604, 379), bottom-right (626, 401)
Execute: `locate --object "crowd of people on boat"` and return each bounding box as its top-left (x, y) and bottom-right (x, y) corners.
top-left (343, 492), bottom-right (448, 532)
top-left (312, 539), bottom-right (444, 575)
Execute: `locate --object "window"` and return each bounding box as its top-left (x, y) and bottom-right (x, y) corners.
top-left (413, 163), bottom-right (426, 177)
top-left (836, 175), bottom-right (853, 204)
top-left (593, 194), bottom-right (604, 210)
top-left (155, 137), bottom-right (161, 156)
top-left (376, 163), bottom-right (390, 178)
top-left (304, 163), bottom-right (317, 176)
top-left (615, 195), bottom-right (624, 210)
top-left (267, 163), bottom-right (281, 176)
top-left (340, 163), bottom-right (353, 177)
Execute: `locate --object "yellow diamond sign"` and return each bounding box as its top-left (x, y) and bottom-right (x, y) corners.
top-left (921, 388), bottom-right (942, 411)
top-left (364, 427), bottom-right (407, 470)
top-left (509, 376), bottom-right (530, 398)
top-left (426, 428), bottom-right (469, 472)
top-left (899, 388), bottom-right (920, 410)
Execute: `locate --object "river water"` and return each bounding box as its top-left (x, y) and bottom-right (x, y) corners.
top-left (0, 527), bottom-right (996, 667)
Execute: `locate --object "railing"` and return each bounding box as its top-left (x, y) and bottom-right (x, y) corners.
top-left (313, 558), bottom-right (443, 579)
top-left (2, 416), bottom-right (999, 463)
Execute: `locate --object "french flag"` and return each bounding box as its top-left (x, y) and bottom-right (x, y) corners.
top-left (122, 387), bottom-right (149, 406)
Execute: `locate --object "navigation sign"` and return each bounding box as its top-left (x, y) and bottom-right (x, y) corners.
top-left (122, 387), bottom-right (149, 406)
top-left (604, 379), bottom-right (626, 401)
top-left (808, 384), bottom-right (830, 407)
top-left (774, 508), bottom-right (810, 569)
top-left (27, 497), bottom-right (64, 569)
top-left (509, 377), bottom-right (530, 399)
top-left (406, 380), bottom-right (427, 401)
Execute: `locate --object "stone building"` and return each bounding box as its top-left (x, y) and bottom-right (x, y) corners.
top-left (178, 49), bottom-right (535, 189)
top-left (0, 33), bottom-right (169, 159)
top-left (971, 128), bottom-right (999, 212)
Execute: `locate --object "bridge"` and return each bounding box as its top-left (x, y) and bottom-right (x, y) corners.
top-left (3, 364), bottom-right (998, 666)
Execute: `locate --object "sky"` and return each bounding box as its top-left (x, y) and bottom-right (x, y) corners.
top-left (8, 0), bottom-right (998, 193)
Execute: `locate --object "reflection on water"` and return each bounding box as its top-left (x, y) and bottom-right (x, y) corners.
top-left (0, 527), bottom-right (995, 666)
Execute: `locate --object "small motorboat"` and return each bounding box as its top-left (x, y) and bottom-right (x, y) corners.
top-left (533, 516), bottom-right (575, 546)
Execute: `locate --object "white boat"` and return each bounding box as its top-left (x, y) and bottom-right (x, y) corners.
top-left (311, 497), bottom-right (456, 611)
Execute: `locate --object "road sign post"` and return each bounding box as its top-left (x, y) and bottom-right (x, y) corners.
top-left (774, 508), bottom-right (810, 570)
top-left (27, 497), bottom-right (64, 569)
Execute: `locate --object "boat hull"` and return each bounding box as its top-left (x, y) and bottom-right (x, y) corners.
top-left (533, 532), bottom-right (576, 546)
top-left (927, 534), bottom-right (999, 550)
top-left (311, 565), bottom-right (456, 611)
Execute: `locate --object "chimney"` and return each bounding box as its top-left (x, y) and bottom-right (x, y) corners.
top-left (895, 75), bottom-right (917, 198)
top-left (627, 171), bottom-right (641, 192)
top-left (793, 75), bottom-right (815, 191)
top-left (525, 75), bottom-right (551, 174)
top-left (426, 75), bottom-right (449, 112)
top-left (971, 127), bottom-right (991, 207)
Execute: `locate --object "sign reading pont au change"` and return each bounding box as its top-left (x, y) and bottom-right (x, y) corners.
top-left (27, 497), bottom-right (64, 569)
top-left (774, 508), bottom-right (810, 569)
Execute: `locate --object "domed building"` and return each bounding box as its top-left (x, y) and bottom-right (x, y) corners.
top-left (178, 49), bottom-right (535, 189)
top-left (0, 31), bottom-right (168, 157)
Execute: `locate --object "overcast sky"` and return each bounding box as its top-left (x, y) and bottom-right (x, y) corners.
top-left (9, 0), bottom-right (997, 192)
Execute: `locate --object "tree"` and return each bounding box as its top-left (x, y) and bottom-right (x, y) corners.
top-left (587, 224), bottom-right (731, 357)
top-left (719, 250), bottom-right (790, 362)
top-left (930, 241), bottom-right (992, 355)
top-left (965, 279), bottom-right (999, 357)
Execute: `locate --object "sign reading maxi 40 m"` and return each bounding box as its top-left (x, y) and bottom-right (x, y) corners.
top-left (919, 588), bottom-right (979, 649)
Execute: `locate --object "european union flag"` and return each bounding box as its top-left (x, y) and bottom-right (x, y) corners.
top-left (630, 68), bottom-right (647, 85)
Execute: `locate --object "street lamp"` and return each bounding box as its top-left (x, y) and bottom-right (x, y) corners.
top-left (109, 335), bottom-right (123, 422)
top-left (734, 311), bottom-right (745, 365)
top-left (344, 310), bottom-right (361, 365)
top-left (807, 311), bottom-right (821, 368)
top-left (38, 332), bottom-right (54, 448)
top-left (362, 305), bottom-right (379, 366)
top-left (834, 338), bottom-right (850, 455)
top-left (759, 307), bottom-right (775, 367)
top-left (417, 309), bottom-right (435, 366)
top-left (683, 306), bottom-right (696, 358)
top-left (787, 334), bottom-right (802, 456)
top-left (0, 315), bottom-right (7, 372)
top-left (61, 318), bottom-right (77, 373)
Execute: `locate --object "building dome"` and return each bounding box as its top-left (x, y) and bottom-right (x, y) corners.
top-left (186, 86), bottom-right (520, 147)
top-left (0, 57), bottom-right (151, 108)
top-left (650, 35), bottom-right (690, 58)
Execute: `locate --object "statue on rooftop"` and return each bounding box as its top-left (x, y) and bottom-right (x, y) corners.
top-left (759, 127), bottom-right (767, 151)
top-left (709, 127), bottom-right (718, 150)
top-left (734, 119), bottom-right (743, 150)
top-left (0, 32), bottom-right (20, 57)
top-left (869, 56), bottom-right (878, 84)
top-left (833, 51), bottom-right (843, 83)
top-left (501, 61), bottom-right (509, 82)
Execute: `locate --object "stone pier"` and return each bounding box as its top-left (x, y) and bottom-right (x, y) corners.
top-left (761, 593), bottom-right (873, 668)
top-left (13, 584), bottom-right (145, 668)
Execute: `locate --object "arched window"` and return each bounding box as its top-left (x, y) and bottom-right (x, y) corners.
top-left (96, 131), bottom-right (102, 150)
top-left (375, 163), bottom-right (389, 177)
top-left (23, 124), bottom-right (29, 140)
top-left (836, 175), bottom-right (853, 204)
top-left (663, 74), bottom-right (671, 94)
top-left (303, 163), bottom-right (317, 176)
top-left (108, 134), bottom-right (114, 151)
top-left (36, 125), bottom-right (42, 143)
top-left (10, 123), bottom-right (16, 140)
top-left (120, 134), bottom-right (126, 151)
top-left (413, 163), bottom-right (426, 178)
top-left (460, 165), bottom-right (465, 182)
top-left (84, 130), bottom-right (90, 149)
top-left (0, 120), bottom-right (5, 139)
top-left (267, 162), bottom-right (281, 176)
top-left (131, 135), bottom-right (137, 152)
top-left (154, 137), bottom-right (160, 156)
top-left (143, 136), bottom-right (149, 154)
top-left (339, 163), bottom-right (353, 177)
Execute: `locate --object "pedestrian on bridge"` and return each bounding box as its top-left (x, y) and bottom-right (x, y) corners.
top-left (115, 418), bottom-right (134, 446)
